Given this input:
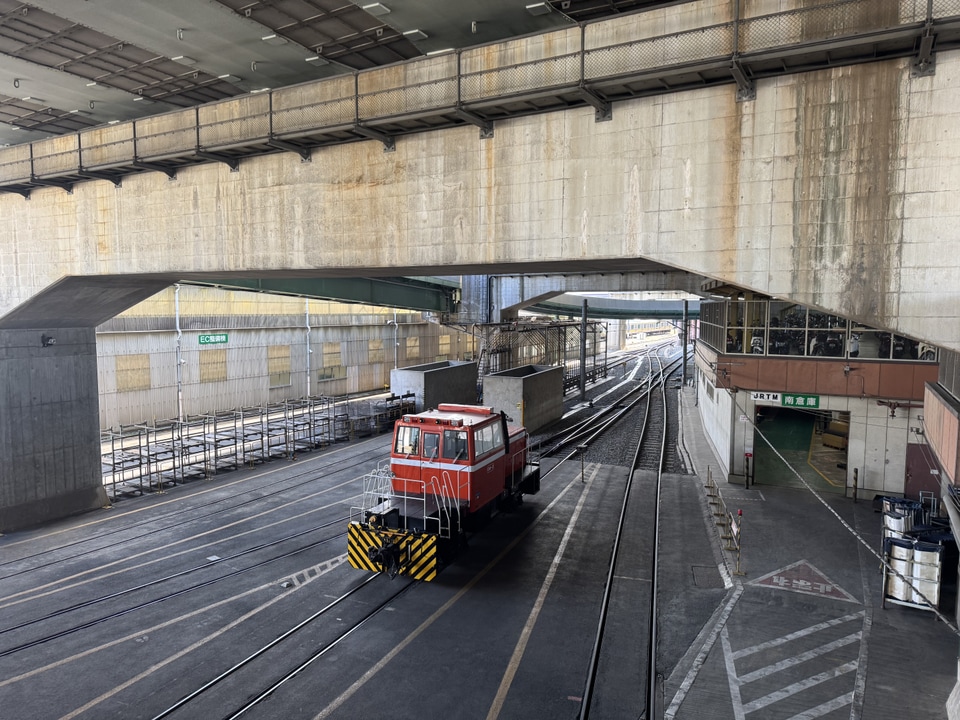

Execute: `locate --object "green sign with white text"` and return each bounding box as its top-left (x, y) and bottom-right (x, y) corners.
top-left (199, 333), bottom-right (229, 345)
top-left (781, 393), bottom-right (819, 409)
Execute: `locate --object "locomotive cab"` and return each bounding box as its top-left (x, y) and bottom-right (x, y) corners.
top-left (348, 404), bottom-right (540, 580)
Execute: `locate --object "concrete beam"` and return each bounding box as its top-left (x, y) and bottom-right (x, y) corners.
top-left (485, 272), bottom-right (706, 322)
top-left (4, 53), bottom-right (953, 348)
top-left (187, 276), bottom-right (456, 313)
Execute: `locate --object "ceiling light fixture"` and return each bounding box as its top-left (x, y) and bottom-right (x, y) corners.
top-left (362, 3), bottom-right (390, 16)
top-left (172, 55), bottom-right (197, 65)
top-left (218, 74), bottom-right (241, 83)
top-left (526, 2), bottom-right (552, 15)
top-left (261, 33), bottom-right (287, 45)
top-left (86, 81), bottom-right (98, 87)
top-left (305, 55), bottom-right (329, 65)
top-left (403, 29), bottom-right (428, 41)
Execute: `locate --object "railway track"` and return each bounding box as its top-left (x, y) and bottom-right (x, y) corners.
top-left (150, 575), bottom-right (417, 720)
top-left (0, 346), bottom-right (691, 720)
top-left (0, 434), bottom-right (390, 578)
top-left (0, 520), bottom-right (349, 658)
top-left (575, 346), bottom-right (678, 720)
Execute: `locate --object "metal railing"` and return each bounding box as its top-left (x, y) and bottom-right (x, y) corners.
top-left (0, 0), bottom-right (955, 189)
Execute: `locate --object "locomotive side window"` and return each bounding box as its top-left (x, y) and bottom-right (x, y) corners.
top-left (475, 422), bottom-right (503, 456)
top-left (395, 425), bottom-right (420, 455)
top-left (442, 429), bottom-right (468, 460)
top-left (422, 432), bottom-right (440, 460)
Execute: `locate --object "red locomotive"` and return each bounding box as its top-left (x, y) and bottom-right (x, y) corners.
top-left (348, 404), bottom-right (540, 580)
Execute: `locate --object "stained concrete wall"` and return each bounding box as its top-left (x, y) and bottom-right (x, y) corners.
top-left (5, 46), bottom-right (960, 529)
top-left (1, 52), bottom-right (959, 351)
top-left (483, 365), bottom-right (563, 433)
top-left (0, 328), bottom-right (106, 531)
top-left (390, 361), bottom-right (478, 412)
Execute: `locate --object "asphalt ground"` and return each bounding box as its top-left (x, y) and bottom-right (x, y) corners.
top-left (666, 384), bottom-right (958, 720)
top-left (1, 374), bottom-right (957, 719)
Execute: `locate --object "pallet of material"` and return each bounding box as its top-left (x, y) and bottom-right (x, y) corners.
top-left (827, 420), bottom-right (849, 437)
top-left (823, 433), bottom-right (848, 450)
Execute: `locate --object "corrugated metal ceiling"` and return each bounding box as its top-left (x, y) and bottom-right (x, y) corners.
top-left (0, 0), bottom-right (676, 145)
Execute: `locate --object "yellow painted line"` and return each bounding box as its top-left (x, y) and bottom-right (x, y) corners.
top-left (807, 425), bottom-right (844, 488)
top-left (313, 465), bottom-right (597, 720)
top-left (2, 436), bottom-right (386, 549)
top-left (53, 555), bottom-right (347, 720)
top-left (486, 463), bottom-right (600, 720)
top-left (0, 479), bottom-right (356, 610)
top-left (4, 570), bottom-right (288, 691)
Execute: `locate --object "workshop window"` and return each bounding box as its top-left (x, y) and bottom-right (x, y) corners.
top-left (268, 345), bottom-right (291, 388)
top-left (406, 336), bottom-right (419, 360)
top-left (116, 354), bottom-right (151, 392)
top-left (200, 348), bottom-right (227, 383)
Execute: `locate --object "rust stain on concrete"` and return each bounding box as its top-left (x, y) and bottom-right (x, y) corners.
top-left (791, 61), bottom-right (902, 324)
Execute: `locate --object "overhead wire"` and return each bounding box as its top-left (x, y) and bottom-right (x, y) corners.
top-left (729, 391), bottom-right (960, 636)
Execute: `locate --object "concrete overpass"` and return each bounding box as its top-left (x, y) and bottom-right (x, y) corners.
top-left (3, 0), bottom-right (960, 529)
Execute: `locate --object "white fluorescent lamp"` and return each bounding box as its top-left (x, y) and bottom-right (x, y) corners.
top-left (218, 74), bottom-right (242, 83)
top-left (133, 96), bottom-right (155, 104)
top-left (86, 81), bottom-right (98, 87)
top-left (261, 33), bottom-right (287, 45)
top-left (426, 48), bottom-right (453, 56)
top-left (172, 55), bottom-right (197, 65)
top-left (305, 55), bottom-right (329, 65)
top-left (403, 29), bottom-right (428, 41)
top-left (362, 3), bottom-right (390, 16)
top-left (526, 2), bottom-right (552, 15)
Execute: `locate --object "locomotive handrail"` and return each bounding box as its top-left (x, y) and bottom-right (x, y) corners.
top-left (439, 470), bottom-right (465, 539)
top-left (1, 0), bottom-right (955, 195)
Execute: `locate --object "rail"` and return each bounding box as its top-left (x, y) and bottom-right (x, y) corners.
top-left (1, 0), bottom-right (958, 196)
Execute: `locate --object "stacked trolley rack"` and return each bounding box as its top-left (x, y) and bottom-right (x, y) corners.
top-left (348, 404), bottom-right (540, 580)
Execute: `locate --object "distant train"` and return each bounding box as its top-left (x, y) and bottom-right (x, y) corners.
top-left (348, 404), bottom-right (541, 580)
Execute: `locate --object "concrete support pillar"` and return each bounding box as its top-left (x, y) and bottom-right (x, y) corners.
top-left (0, 327), bottom-right (107, 531)
top-left (682, 300), bottom-right (689, 386)
top-left (458, 275), bottom-right (490, 324)
top-left (580, 299), bottom-right (587, 401)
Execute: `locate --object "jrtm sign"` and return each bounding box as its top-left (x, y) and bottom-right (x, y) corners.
top-left (199, 333), bottom-right (229, 345)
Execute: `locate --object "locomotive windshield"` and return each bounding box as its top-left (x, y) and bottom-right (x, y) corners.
top-left (422, 432), bottom-right (440, 459)
top-left (395, 425), bottom-right (420, 455)
top-left (442, 429), bottom-right (468, 460)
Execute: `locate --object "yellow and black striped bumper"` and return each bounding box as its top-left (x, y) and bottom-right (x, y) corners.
top-left (347, 522), bottom-right (439, 581)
